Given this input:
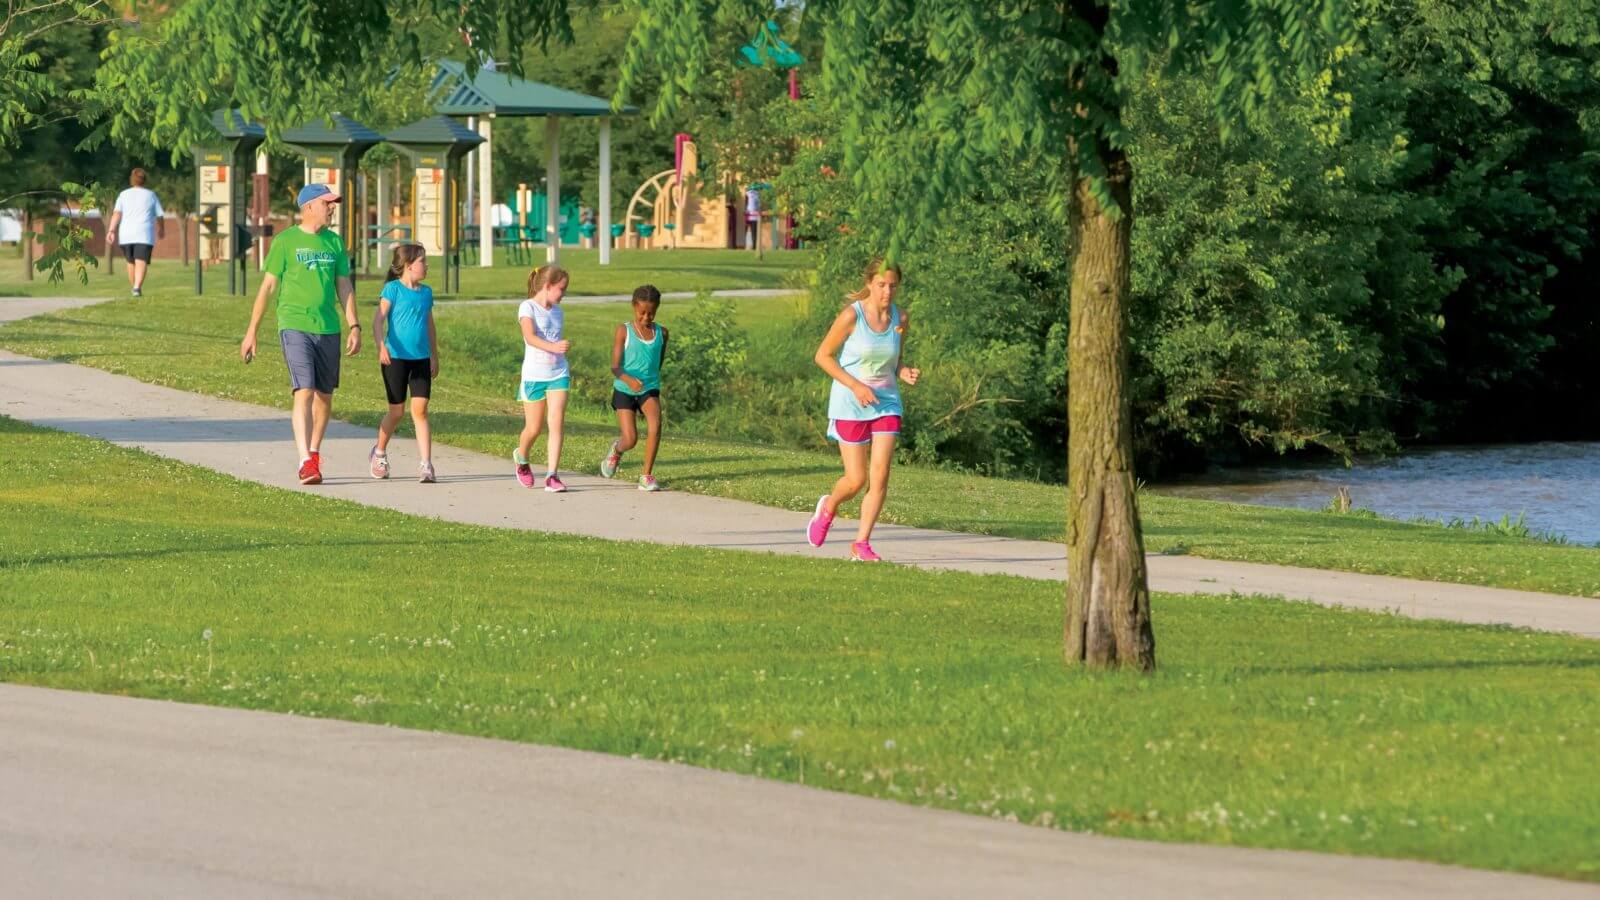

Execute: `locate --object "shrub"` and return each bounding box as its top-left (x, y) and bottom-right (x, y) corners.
top-left (666, 293), bottom-right (750, 414)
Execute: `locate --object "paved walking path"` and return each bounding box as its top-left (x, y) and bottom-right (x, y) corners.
top-left (2, 296), bottom-right (1597, 639)
top-left (4, 683), bottom-right (1592, 900)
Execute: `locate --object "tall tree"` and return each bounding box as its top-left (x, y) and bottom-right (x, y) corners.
top-left (616, 0), bottom-right (1346, 670)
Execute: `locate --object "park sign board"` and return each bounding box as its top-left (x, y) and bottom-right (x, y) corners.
top-left (281, 115), bottom-right (385, 252)
top-left (384, 115), bottom-right (485, 295)
top-left (193, 110), bottom-right (266, 296)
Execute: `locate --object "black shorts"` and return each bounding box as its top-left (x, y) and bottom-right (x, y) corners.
top-left (611, 388), bottom-right (660, 412)
top-left (121, 243), bottom-right (153, 263)
top-left (382, 358), bottom-right (432, 404)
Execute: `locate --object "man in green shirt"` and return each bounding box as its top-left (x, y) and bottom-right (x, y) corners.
top-left (240, 183), bottom-right (361, 485)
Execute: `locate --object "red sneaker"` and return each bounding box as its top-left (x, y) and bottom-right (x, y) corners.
top-left (298, 456), bottom-right (322, 485)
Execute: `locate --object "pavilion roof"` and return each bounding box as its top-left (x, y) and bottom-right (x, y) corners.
top-left (431, 59), bottom-right (636, 117)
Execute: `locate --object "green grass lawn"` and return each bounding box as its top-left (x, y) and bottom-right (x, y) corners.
top-left (2, 416), bottom-right (1598, 880)
top-left (2, 292), bottom-right (1596, 597)
top-left (0, 247), bottom-right (814, 299)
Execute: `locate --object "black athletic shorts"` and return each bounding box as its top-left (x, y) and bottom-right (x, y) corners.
top-left (611, 388), bottom-right (661, 412)
top-left (121, 243), bottom-right (153, 263)
top-left (381, 357), bottom-right (432, 404)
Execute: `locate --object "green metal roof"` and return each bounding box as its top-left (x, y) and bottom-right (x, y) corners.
top-left (385, 115), bottom-right (486, 148)
top-left (282, 114), bottom-right (385, 149)
top-left (208, 109), bottom-right (266, 140)
top-left (431, 59), bottom-right (636, 117)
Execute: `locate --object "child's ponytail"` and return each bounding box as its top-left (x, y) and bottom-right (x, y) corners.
top-left (528, 264), bottom-right (570, 296)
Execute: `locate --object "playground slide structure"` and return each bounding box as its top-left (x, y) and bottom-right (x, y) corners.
top-left (623, 135), bottom-right (786, 251)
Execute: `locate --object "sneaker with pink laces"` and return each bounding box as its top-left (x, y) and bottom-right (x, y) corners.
top-left (544, 473), bottom-right (568, 493)
top-left (600, 441), bottom-right (622, 478)
top-left (513, 451), bottom-right (535, 488)
top-left (805, 495), bottom-right (834, 547)
top-left (850, 541), bottom-right (883, 562)
top-left (369, 446), bottom-right (390, 479)
top-left (418, 461), bottom-right (436, 484)
top-left (637, 474), bottom-right (661, 492)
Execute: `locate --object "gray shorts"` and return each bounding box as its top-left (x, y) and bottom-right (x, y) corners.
top-left (279, 329), bottom-right (340, 394)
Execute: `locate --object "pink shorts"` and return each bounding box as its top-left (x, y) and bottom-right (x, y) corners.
top-left (829, 415), bottom-right (901, 445)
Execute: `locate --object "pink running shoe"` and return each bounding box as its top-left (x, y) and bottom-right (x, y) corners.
top-left (513, 452), bottom-right (535, 488)
top-left (850, 541), bottom-right (883, 562)
top-left (806, 495), bottom-right (834, 547)
top-left (419, 461), bottom-right (436, 484)
top-left (637, 474), bottom-right (661, 492)
top-left (544, 473), bottom-right (568, 493)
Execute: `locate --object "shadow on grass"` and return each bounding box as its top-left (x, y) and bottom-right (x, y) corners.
top-left (43, 314), bottom-right (240, 342)
top-left (2, 536), bottom-right (487, 570)
top-left (1243, 657), bottom-right (1600, 676)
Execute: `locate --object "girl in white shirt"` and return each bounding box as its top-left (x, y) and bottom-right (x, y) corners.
top-left (513, 265), bottom-right (572, 492)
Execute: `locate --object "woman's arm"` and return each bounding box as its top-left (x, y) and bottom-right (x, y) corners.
top-left (814, 306), bottom-right (878, 406)
top-left (897, 310), bottom-right (919, 385)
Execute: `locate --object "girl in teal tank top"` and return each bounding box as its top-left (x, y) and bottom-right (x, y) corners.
top-left (805, 258), bottom-right (921, 563)
top-left (601, 285), bottom-right (668, 491)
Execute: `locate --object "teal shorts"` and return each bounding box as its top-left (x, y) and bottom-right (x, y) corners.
top-left (518, 376), bottom-right (571, 402)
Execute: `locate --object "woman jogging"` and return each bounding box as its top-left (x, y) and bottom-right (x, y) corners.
top-left (804, 258), bottom-right (920, 562)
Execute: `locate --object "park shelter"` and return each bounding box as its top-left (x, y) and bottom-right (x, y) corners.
top-left (430, 59), bottom-right (636, 267)
top-left (281, 114), bottom-right (385, 251)
top-left (194, 110), bottom-right (266, 296)
top-left (384, 114), bottom-right (485, 294)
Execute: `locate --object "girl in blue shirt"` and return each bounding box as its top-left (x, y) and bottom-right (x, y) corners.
top-left (370, 244), bottom-right (440, 483)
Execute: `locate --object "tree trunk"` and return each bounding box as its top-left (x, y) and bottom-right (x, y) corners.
top-left (1064, 148), bottom-right (1155, 671)
top-left (23, 209), bottom-right (33, 281)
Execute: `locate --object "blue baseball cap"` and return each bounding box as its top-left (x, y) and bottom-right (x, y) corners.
top-left (296, 183), bottom-right (343, 207)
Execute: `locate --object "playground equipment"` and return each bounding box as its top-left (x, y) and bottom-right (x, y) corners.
top-left (621, 18), bottom-right (805, 254)
top-left (193, 110), bottom-right (265, 296)
top-left (623, 136), bottom-right (791, 251)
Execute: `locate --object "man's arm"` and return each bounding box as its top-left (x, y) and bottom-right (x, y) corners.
top-left (339, 275), bottom-right (361, 356)
top-left (241, 273), bottom-right (278, 361)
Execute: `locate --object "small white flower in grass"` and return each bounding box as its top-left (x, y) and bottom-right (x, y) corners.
top-left (884, 739), bottom-right (896, 750)
top-left (202, 629), bottom-right (214, 642)
top-left (791, 728), bottom-right (805, 740)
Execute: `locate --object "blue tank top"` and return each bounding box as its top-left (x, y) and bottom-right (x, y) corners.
top-left (613, 322), bottom-right (663, 395)
top-left (827, 301), bottom-right (902, 421)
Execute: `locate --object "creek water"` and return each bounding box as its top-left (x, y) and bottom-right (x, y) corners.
top-left (1153, 441), bottom-right (1600, 546)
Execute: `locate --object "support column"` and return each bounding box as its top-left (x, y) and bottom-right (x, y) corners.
top-left (599, 117), bottom-right (612, 266)
top-left (254, 151), bottom-right (268, 271)
top-left (545, 116), bottom-right (560, 265)
top-left (376, 167), bottom-right (390, 246)
top-left (464, 116), bottom-right (476, 227)
top-left (477, 115), bottom-right (494, 267)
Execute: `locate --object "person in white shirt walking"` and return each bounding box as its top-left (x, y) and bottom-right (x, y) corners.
top-left (105, 168), bottom-right (165, 297)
